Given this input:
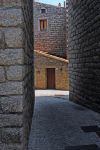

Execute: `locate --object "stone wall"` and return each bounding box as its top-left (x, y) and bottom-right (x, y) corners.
top-left (0, 0), bottom-right (34, 149)
top-left (35, 51), bottom-right (69, 90)
top-left (68, 0), bottom-right (100, 112)
top-left (35, 67), bottom-right (69, 90)
top-left (34, 2), bottom-right (67, 58)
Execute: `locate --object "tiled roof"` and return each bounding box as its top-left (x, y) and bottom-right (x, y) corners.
top-left (34, 50), bottom-right (69, 63)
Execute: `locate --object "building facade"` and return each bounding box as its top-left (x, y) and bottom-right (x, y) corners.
top-left (0, 0), bottom-right (100, 149)
top-left (68, 0), bottom-right (100, 112)
top-left (34, 2), bottom-right (68, 90)
top-left (34, 2), bottom-right (67, 58)
top-left (35, 50), bottom-right (69, 90)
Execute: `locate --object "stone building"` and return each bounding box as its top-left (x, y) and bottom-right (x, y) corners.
top-left (35, 50), bottom-right (69, 90)
top-left (0, 1), bottom-right (34, 149)
top-left (34, 2), bottom-right (67, 58)
top-left (34, 2), bottom-right (68, 90)
top-left (68, 0), bottom-right (100, 112)
top-left (0, 0), bottom-right (100, 149)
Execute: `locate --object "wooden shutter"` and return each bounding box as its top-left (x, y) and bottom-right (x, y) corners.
top-left (40, 19), bottom-right (47, 31)
top-left (44, 20), bottom-right (47, 30)
top-left (40, 20), bottom-right (43, 31)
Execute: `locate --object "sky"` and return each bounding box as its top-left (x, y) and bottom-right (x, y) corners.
top-left (37, 0), bottom-right (64, 6)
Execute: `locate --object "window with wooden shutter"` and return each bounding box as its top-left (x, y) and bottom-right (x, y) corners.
top-left (40, 19), bottom-right (47, 31)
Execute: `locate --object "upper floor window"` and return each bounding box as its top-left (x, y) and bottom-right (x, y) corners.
top-left (40, 19), bottom-right (47, 31)
top-left (41, 8), bottom-right (47, 14)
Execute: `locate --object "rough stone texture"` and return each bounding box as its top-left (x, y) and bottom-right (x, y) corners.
top-left (6, 65), bottom-right (25, 81)
top-left (0, 144), bottom-right (22, 150)
top-left (0, 0), bottom-right (34, 149)
top-left (5, 28), bottom-right (23, 48)
top-left (0, 128), bottom-right (22, 143)
top-left (0, 66), bottom-right (5, 82)
top-left (1, 0), bottom-right (21, 7)
top-left (0, 9), bottom-right (22, 26)
top-left (0, 96), bottom-right (23, 113)
top-left (0, 28), bottom-right (23, 48)
top-left (0, 82), bottom-right (23, 95)
top-left (0, 114), bottom-right (22, 127)
top-left (34, 2), bottom-right (67, 58)
top-left (0, 49), bottom-right (24, 65)
top-left (68, 0), bottom-right (100, 112)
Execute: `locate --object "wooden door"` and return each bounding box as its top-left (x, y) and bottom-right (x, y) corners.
top-left (47, 68), bottom-right (55, 89)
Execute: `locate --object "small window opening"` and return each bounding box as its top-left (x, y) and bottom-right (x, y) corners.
top-left (41, 8), bottom-right (46, 13)
top-left (40, 19), bottom-right (47, 31)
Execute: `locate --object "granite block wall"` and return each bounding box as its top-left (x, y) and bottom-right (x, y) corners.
top-left (0, 0), bottom-right (34, 149)
top-left (34, 2), bottom-right (67, 58)
top-left (68, 0), bottom-right (100, 112)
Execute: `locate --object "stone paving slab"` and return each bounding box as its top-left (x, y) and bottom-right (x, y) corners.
top-left (28, 90), bottom-right (100, 150)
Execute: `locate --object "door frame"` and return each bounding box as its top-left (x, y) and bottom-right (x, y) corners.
top-left (46, 68), bottom-right (56, 89)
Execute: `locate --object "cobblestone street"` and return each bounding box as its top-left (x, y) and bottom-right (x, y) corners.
top-left (28, 90), bottom-right (100, 150)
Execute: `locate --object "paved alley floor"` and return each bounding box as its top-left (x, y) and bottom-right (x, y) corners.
top-left (28, 90), bottom-right (100, 150)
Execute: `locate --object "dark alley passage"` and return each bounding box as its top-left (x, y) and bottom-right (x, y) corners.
top-left (28, 90), bottom-right (100, 150)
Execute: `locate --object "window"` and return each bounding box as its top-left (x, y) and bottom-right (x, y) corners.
top-left (41, 8), bottom-right (46, 13)
top-left (40, 19), bottom-right (47, 31)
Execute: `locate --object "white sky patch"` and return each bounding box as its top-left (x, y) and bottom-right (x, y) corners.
top-left (36, 0), bottom-right (64, 6)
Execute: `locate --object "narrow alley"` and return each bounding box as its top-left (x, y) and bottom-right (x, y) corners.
top-left (29, 90), bottom-right (100, 150)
